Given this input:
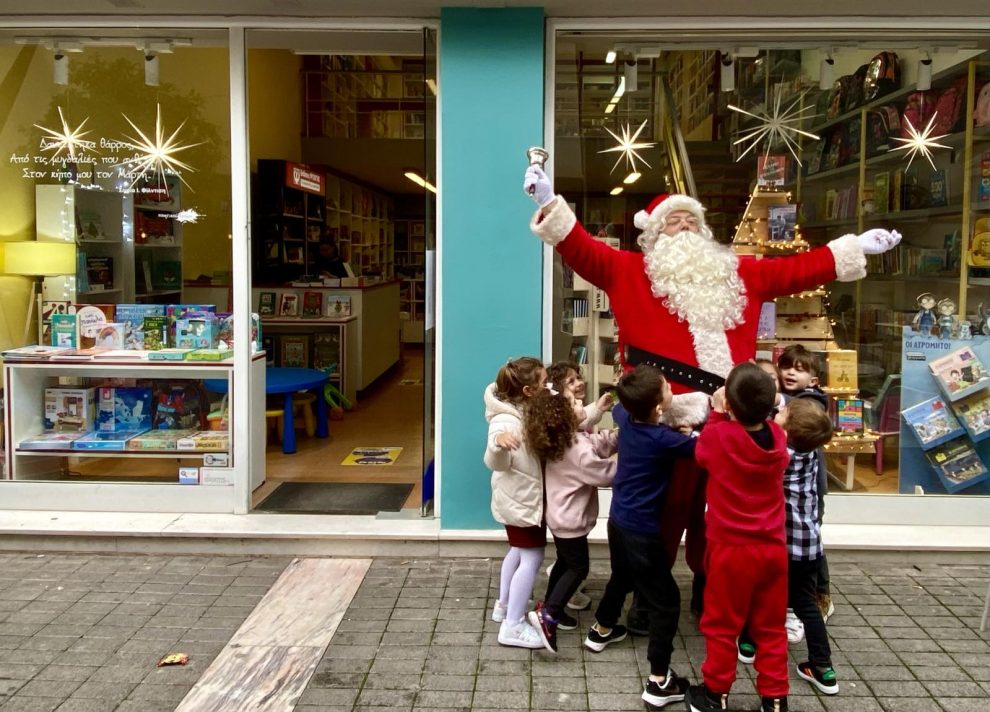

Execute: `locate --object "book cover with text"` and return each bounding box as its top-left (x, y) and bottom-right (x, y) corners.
top-left (902, 395), bottom-right (965, 449)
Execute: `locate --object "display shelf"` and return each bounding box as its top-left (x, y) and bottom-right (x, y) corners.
top-left (133, 177), bottom-right (183, 304)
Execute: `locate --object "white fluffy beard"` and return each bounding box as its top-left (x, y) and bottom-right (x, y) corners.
top-left (642, 229), bottom-right (748, 377)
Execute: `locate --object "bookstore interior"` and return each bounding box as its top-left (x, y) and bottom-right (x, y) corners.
top-left (0, 29), bottom-right (436, 515)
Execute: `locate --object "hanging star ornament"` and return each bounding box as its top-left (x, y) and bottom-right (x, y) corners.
top-left (34, 106), bottom-right (96, 161)
top-left (118, 103), bottom-right (202, 194)
top-left (598, 120), bottom-right (656, 174)
top-left (890, 112), bottom-right (950, 171)
top-left (728, 90), bottom-right (820, 166)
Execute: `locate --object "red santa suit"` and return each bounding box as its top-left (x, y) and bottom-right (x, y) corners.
top-left (531, 193), bottom-right (868, 577)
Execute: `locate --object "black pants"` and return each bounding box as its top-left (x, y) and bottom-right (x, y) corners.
top-left (544, 534), bottom-right (590, 619)
top-left (595, 521), bottom-right (680, 675)
top-left (816, 553), bottom-right (830, 597)
top-left (789, 557), bottom-right (832, 669)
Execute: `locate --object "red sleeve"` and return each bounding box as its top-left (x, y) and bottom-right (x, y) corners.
top-left (740, 245), bottom-right (838, 303)
top-left (555, 222), bottom-right (624, 294)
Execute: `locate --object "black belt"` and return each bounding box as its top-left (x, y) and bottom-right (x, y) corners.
top-left (624, 344), bottom-right (725, 395)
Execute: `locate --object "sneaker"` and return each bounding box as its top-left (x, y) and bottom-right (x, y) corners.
top-left (583, 623), bottom-right (627, 652)
top-left (625, 606), bottom-right (649, 636)
top-left (557, 609), bottom-right (578, 630)
top-left (785, 609), bottom-right (805, 645)
top-left (817, 593), bottom-right (835, 623)
top-left (759, 696), bottom-right (789, 712)
top-left (685, 683), bottom-right (728, 712)
top-left (527, 608), bottom-right (558, 653)
top-left (737, 637), bottom-right (756, 665)
top-left (796, 661), bottom-right (838, 695)
top-left (566, 589), bottom-right (592, 611)
top-left (641, 668), bottom-right (689, 708)
top-left (491, 599), bottom-right (507, 623)
top-left (497, 619), bottom-right (545, 650)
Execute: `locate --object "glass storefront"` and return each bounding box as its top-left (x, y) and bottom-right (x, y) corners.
top-left (549, 31), bottom-right (990, 498)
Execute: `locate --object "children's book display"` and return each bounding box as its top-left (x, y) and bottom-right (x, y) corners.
top-left (835, 398), bottom-right (865, 434)
top-left (899, 330), bottom-right (990, 494)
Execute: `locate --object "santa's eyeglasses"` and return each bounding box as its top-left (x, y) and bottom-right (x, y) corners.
top-left (665, 215), bottom-right (699, 228)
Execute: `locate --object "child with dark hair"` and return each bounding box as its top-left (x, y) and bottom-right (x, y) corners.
top-left (524, 388), bottom-right (617, 653)
top-left (484, 356), bottom-right (550, 650)
top-left (776, 344), bottom-right (834, 624)
top-left (686, 362), bottom-right (793, 712)
top-left (583, 364), bottom-right (697, 709)
top-left (776, 398), bottom-right (839, 696)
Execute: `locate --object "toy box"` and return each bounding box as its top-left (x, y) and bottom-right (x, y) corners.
top-left (44, 387), bottom-right (97, 432)
top-left (174, 316), bottom-right (218, 349)
top-left (97, 387), bottom-right (153, 432)
top-left (72, 430), bottom-right (147, 450)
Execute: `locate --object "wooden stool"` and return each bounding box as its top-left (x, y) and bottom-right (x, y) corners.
top-left (265, 407), bottom-right (283, 443)
top-left (272, 392), bottom-right (317, 440)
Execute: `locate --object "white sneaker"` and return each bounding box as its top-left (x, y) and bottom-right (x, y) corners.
top-left (786, 609), bottom-right (805, 645)
top-left (498, 619), bottom-right (545, 649)
top-left (492, 600), bottom-right (507, 623)
top-left (566, 589), bottom-right (592, 611)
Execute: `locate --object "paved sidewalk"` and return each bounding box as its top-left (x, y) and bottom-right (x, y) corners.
top-left (0, 551), bottom-right (986, 711)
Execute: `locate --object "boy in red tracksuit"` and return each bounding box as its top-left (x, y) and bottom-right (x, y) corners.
top-left (686, 362), bottom-right (792, 712)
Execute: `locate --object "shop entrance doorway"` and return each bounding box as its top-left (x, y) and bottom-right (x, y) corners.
top-left (245, 28), bottom-right (436, 516)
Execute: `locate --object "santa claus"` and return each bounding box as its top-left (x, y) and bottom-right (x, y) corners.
top-left (524, 165), bottom-right (901, 425)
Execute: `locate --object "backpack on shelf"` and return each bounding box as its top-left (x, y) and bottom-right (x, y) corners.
top-left (901, 90), bottom-right (938, 136)
top-left (863, 52), bottom-right (901, 103)
top-left (827, 74), bottom-right (861, 119)
top-left (931, 77), bottom-right (968, 135)
top-left (866, 105), bottom-right (901, 155)
top-left (975, 82), bottom-right (990, 127)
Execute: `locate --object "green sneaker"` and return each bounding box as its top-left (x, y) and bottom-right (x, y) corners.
top-left (796, 661), bottom-right (838, 695)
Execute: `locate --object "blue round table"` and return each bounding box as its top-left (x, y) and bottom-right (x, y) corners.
top-left (205, 367), bottom-right (329, 454)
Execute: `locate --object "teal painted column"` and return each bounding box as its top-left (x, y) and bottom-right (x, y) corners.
top-left (439, 7), bottom-right (545, 530)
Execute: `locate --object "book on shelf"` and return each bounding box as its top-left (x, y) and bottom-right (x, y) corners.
top-left (324, 295), bottom-right (352, 317)
top-left (892, 168), bottom-right (904, 212)
top-left (972, 217), bottom-right (990, 267)
top-left (186, 348), bottom-right (233, 361)
top-left (757, 154), bottom-right (788, 188)
top-left (929, 168), bottom-right (948, 208)
top-left (95, 323), bottom-right (125, 349)
top-left (152, 261), bottom-right (181, 290)
top-left (18, 431), bottom-right (85, 450)
top-left (115, 304), bottom-right (166, 350)
top-left (57, 347), bottom-right (112, 360)
top-left (76, 208), bottom-right (104, 240)
top-left (568, 343), bottom-right (588, 365)
top-left (44, 387), bottom-right (97, 432)
top-left (979, 150), bottom-right (990, 203)
top-left (76, 250), bottom-right (89, 293)
top-left (74, 304), bottom-right (115, 348)
top-left (280, 335), bottom-right (309, 367)
top-left (127, 429), bottom-right (198, 451)
top-left (50, 314), bottom-right (77, 347)
top-left (147, 348), bottom-right (196, 361)
top-left (72, 429), bottom-right (148, 451)
top-left (143, 315), bottom-right (168, 350)
top-left (835, 398), bottom-right (865, 434)
top-left (1, 345), bottom-right (71, 360)
top-left (278, 293), bottom-right (299, 317)
top-left (949, 389), bottom-right (990, 443)
top-left (767, 204), bottom-right (797, 242)
top-left (302, 291), bottom-right (323, 317)
top-left (873, 172), bottom-right (890, 214)
top-left (176, 431), bottom-right (230, 451)
top-left (312, 333), bottom-right (340, 373)
top-left (757, 302), bottom-right (776, 340)
top-left (923, 436), bottom-right (990, 493)
top-left (813, 349), bottom-right (858, 391)
top-left (85, 256), bottom-right (113, 290)
top-left (258, 291), bottom-right (276, 316)
top-left (928, 346), bottom-right (990, 402)
top-left (901, 395), bottom-right (965, 450)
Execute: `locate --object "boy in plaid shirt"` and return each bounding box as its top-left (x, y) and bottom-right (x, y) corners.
top-left (777, 398), bottom-right (838, 695)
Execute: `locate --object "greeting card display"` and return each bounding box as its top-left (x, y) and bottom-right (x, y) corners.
top-left (928, 346), bottom-right (990, 402)
top-left (924, 436), bottom-right (990, 493)
top-left (901, 395), bottom-right (965, 450)
top-left (949, 389), bottom-right (990, 443)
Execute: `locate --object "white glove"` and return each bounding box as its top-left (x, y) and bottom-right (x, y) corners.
top-left (857, 228), bottom-right (902, 255)
top-left (523, 165), bottom-right (555, 208)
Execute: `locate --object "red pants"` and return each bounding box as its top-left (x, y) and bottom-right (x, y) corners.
top-left (701, 541), bottom-right (789, 698)
top-left (659, 459), bottom-right (706, 573)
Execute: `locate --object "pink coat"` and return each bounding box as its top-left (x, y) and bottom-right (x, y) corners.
top-left (545, 430), bottom-right (618, 538)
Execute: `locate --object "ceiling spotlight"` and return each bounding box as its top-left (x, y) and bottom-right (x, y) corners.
top-left (609, 186), bottom-right (623, 196)
top-left (917, 51), bottom-right (933, 91)
top-left (52, 50), bottom-right (68, 86)
top-left (622, 172), bottom-right (641, 185)
top-left (819, 55), bottom-right (834, 91)
top-left (605, 50), bottom-right (616, 64)
top-left (624, 60), bottom-right (638, 93)
top-left (144, 51), bottom-right (159, 86)
top-left (404, 170), bottom-right (436, 194)
top-left (720, 53), bottom-right (735, 93)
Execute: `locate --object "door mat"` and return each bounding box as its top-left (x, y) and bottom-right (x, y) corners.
top-left (256, 482), bottom-right (414, 515)
top-left (341, 446), bottom-right (403, 466)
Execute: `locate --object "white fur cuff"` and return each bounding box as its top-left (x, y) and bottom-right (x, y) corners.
top-left (662, 391), bottom-right (711, 429)
top-left (530, 196), bottom-right (577, 247)
top-left (828, 233), bottom-right (867, 282)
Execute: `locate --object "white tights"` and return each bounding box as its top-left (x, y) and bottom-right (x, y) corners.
top-left (498, 545), bottom-right (545, 624)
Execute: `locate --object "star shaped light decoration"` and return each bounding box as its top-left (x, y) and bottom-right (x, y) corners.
top-left (598, 120), bottom-right (656, 174)
top-left (890, 112), bottom-right (950, 171)
top-left (34, 106), bottom-right (96, 162)
top-left (173, 209), bottom-right (203, 224)
top-left (728, 90), bottom-right (820, 166)
top-left (118, 103), bottom-right (202, 194)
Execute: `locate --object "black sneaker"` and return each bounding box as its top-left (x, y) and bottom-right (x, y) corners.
top-left (759, 696), bottom-right (789, 712)
top-left (796, 661), bottom-right (838, 695)
top-left (625, 606), bottom-right (649, 636)
top-left (526, 608), bottom-right (557, 653)
top-left (557, 609), bottom-right (578, 630)
top-left (737, 637), bottom-right (756, 665)
top-left (583, 623), bottom-right (627, 652)
top-left (685, 683), bottom-right (728, 712)
top-left (641, 669), bottom-right (689, 709)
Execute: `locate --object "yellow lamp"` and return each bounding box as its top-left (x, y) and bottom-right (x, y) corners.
top-left (2, 241), bottom-right (76, 345)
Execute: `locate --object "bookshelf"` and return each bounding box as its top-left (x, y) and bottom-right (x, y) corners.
top-left (325, 174), bottom-right (394, 281)
top-left (133, 175), bottom-right (184, 304)
top-left (394, 219), bottom-right (425, 343)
